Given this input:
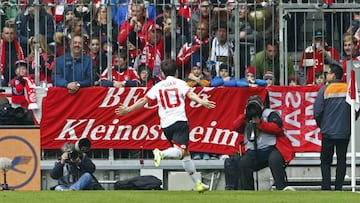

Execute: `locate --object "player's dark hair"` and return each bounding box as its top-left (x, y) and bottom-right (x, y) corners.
top-left (160, 59), bottom-right (177, 77)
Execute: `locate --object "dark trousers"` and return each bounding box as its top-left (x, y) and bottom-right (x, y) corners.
top-left (238, 147), bottom-right (286, 190)
top-left (320, 137), bottom-right (349, 190)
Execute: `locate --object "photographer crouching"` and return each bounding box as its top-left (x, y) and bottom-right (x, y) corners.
top-left (232, 95), bottom-right (294, 190)
top-left (50, 139), bottom-right (96, 191)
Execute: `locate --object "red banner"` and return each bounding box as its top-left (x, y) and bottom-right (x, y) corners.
top-left (40, 86), bottom-right (322, 154)
top-left (268, 85), bottom-right (322, 152)
top-left (41, 87), bottom-right (267, 154)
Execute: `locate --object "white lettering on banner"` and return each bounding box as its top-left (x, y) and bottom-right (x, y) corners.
top-left (55, 119), bottom-right (88, 140)
top-left (189, 87), bottom-right (214, 108)
top-left (190, 121), bottom-right (239, 146)
top-left (304, 92), bottom-right (321, 146)
top-left (269, 89), bottom-right (321, 149)
top-left (268, 91), bottom-right (282, 115)
top-left (55, 118), bottom-right (237, 146)
top-left (305, 92), bottom-right (318, 126)
top-left (305, 127), bottom-right (322, 146)
top-left (98, 88), bottom-right (126, 107)
top-left (286, 130), bottom-right (300, 147)
top-left (98, 87), bottom-right (158, 109)
top-left (284, 91), bottom-right (301, 128)
top-left (269, 91), bottom-right (302, 147)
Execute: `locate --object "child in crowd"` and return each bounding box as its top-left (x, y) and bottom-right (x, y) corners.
top-left (185, 55), bottom-right (211, 87)
top-left (315, 71), bottom-right (326, 86)
top-left (138, 64), bottom-right (158, 88)
top-left (210, 63), bottom-right (236, 87)
top-left (99, 50), bottom-right (139, 87)
top-left (237, 66), bottom-right (267, 87)
top-left (9, 60), bottom-right (38, 110)
top-left (263, 71), bottom-right (274, 87)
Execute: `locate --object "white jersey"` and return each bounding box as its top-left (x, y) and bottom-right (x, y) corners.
top-left (146, 76), bottom-right (190, 128)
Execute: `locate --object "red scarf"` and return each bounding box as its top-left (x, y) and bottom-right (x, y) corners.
top-left (0, 38), bottom-right (25, 75)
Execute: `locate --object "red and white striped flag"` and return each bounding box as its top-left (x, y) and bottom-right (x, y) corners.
top-left (346, 69), bottom-right (360, 111)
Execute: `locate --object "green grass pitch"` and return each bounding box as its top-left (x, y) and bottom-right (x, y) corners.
top-left (0, 190), bottom-right (360, 203)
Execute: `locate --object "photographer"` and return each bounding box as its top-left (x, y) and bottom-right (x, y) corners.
top-left (231, 95), bottom-right (294, 190)
top-left (50, 142), bottom-right (96, 191)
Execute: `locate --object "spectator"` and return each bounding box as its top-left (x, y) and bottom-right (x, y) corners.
top-left (14, 0), bottom-right (55, 56)
top-left (137, 64), bottom-right (157, 88)
top-left (73, 0), bottom-right (93, 26)
top-left (232, 95), bottom-right (295, 190)
top-left (209, 21), bottom-right (234, 77)
top-left (99, 50), bottom-right (140, 88)
top-left (251, 40), bottom-right (294, 85)
top-left (210, 62), bottom-right (236, 87)
top-left (299, 30), bottom-right (339, 85)
top-left (341, 34), bottom-right (359, 82)
top-left (27, 34), bottom-right (55, 87)
top-left (137, 23), bottom-right (164, 80)
top-left (0, 23), bottom-right (25, 86)
top-left (54, 17), bottom-right (89, 57)
top-left (236, 66), bottom-right (267, 88)
top-left (176, 21), bottom-right (211, 77)
top-left (313, 64), bottom-right (357, 191)
top-left (115, 59), bottom-right (216, 193)
top-left (162, 15), bottom-right (190, 59)
top-left (0, 0), bottom-right (20, 26)
top-left (52, 34), bottom-right (93, 94)
top-left (263, 71), bottom-right (274, 87)
top-left (50, 142), bottom-right (96, 191)
top-left (55, 5), bottom-right (75, 33)
top-left (112, 0), bottom-right (156, 27)
top-left (189, 0), bottom-right (212, 39)
top-left (9, 60), bottom-right (38, 109)
top-left (88, 36), bottom-right (107, 83)
top-left (117, 0), bottom-right (154, 50)
top-left (90, 5), bottom-right (119, 44)
top-left (314, 71), bottom-right (326, 86)
top-left (185, 54), bottom-right (211, 87)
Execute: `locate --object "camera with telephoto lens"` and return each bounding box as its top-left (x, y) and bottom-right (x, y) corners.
top-left (245, 100), bottom-right (263, 121)
top-left (67, 150), bottom-right (79, 161)
top-left (62, 138), bottom-right (92, 161)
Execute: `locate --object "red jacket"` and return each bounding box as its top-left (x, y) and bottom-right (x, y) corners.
top-left (300, 45), bottom-right (339, 84)
top-left (232, 113), bottom-right (295, 164)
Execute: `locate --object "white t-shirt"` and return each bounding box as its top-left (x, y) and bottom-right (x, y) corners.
top-left (146, 76), bottom-right (190, 128)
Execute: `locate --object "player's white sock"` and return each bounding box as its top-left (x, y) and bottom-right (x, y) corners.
top-left (182, 155), bottom-right (200, 183)
top-left (161, 147), bottom-right (182, 159)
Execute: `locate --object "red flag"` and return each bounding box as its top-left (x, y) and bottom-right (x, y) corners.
top-left (346, 69), bottom-right (360, 111)
top-left (350, 70), bottom-right (356, 99)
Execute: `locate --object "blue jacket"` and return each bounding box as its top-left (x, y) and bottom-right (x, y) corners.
top-left (210, 76), bottom-right (237, 87)
top-left (313, 79), bottom-right (351, 139)
top-left (236, 78), bottom-right (268, 87)
top-left (53, 53), bottom-right (93, 87)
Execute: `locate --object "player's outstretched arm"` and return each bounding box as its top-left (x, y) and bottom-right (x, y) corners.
top-left (187, 91), bottom-right (216, 109)
top-left (115, 97), bottom-right (149, 116)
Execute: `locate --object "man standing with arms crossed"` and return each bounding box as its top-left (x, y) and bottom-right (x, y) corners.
top-left (115, 59), bottom-right (216, 192)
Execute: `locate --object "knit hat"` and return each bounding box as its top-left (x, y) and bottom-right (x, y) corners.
top-left (190, 54), bottom-right (206, 69)
top-left (219, 63), bottom-right (231, 72)
top-left (14, 60), bottom-right (28, 69)
top-left (245, 66), bottom-right (256, 75)
top-left (263, 71), bottom-right (274, 80)
top-left (148, 23), bottom-right (163, 32)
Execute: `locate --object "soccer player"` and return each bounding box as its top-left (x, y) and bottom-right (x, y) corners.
top-left (115, 59), bottom-right (216, 192)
